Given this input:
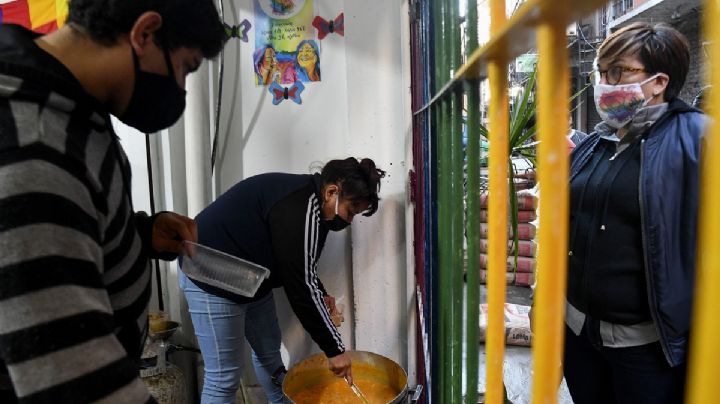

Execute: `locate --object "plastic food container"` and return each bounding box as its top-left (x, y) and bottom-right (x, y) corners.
top-left (180, 241), bottom-right (270, 297)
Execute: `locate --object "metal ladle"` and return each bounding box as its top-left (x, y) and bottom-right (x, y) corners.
top-left (345, 376), bottom-right (370, 404)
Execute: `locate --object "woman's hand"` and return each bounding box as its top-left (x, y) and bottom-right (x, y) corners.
top-left (151, 212), bottom-right (198, 254)
top-left (324, 295), bottom-right (337, 313)
top-left (328, 352), bottom-right (353, 384)
top-left (325, 295), bottom-right (344, 326)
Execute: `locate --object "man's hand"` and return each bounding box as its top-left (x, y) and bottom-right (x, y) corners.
top-left (328, 352), bottom-right (353, 384)
top-left (151, 212), bottom-right (198, 254)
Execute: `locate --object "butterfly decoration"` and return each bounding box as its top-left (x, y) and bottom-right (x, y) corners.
top-left (312, 13), bottom-right (344, 40)
top-left (223, 19), bottom-right (251, 42)
top-left (269, 81), bottom-right (305, 105)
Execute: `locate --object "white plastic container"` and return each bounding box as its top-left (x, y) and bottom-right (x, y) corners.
top-left (180, 241), bottom-right (270, 297)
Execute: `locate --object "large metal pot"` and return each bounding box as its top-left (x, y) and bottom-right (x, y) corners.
top-left (283, 351), bottom-right (421, 404)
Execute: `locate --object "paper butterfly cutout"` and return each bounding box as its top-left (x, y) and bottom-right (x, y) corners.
top-left (312, 13), bottom-right (344, 40)
top-left (269, 81), bottom-right (305, 105)
top-left (223, 19), bottom-right (251, 42)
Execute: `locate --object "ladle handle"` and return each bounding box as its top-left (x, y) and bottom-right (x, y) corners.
top-left (408, 385), bottom-right (423, 403)
top-left (156, 340), bottom-right (168, 372)
top-left (345, 377), bottom-right (370, 404)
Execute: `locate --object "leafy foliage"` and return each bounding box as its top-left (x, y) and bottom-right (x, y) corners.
top-left (474, 66), bottom-right (588, 272)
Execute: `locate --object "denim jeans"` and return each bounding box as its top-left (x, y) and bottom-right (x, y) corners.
top-left (179, 272), bottom-right (285, 404)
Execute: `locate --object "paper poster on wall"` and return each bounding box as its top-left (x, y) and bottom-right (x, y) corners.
top-left (254, 0), bottom-right (320, 86)
top-left (0, 0), bottom-right (68, 34)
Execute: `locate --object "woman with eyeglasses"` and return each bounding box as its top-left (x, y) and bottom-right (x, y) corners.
top-left (564, 22), bottom-right (705, 404)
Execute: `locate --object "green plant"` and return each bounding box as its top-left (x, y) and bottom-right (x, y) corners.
top-left (506, 69), bottom-right (538, 272)
top-left (476, 67), bottom-right (588, 272)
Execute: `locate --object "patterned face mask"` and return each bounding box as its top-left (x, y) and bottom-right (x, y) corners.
top-left (593, 74), bottom-right (659, 129)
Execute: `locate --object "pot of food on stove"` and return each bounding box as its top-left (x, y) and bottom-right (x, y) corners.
top-left (282, 350), bottom-right (422, 404)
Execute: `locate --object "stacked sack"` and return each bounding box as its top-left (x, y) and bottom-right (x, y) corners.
top-left (479, 303), bottom-right (532, 346)
top-left (478, 191), bottom-right (539, 287)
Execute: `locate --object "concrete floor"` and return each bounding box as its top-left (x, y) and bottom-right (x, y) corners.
top-left (471, 285), bottom-right (574, 404)
top-left (236, 384), bottom-right (268, 404)
top-left (477, 345), bottom-right (574, 404)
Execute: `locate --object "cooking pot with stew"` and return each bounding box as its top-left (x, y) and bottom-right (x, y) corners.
top-left (283, 351), bottom-right (422, 404)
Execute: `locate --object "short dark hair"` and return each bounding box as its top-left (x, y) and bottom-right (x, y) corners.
top-left (597, 22), bottom-right (690, 101)
top-left (67, 0), bottom-right (226, 58)
top-left (321, 158), bottom-right (386, 217)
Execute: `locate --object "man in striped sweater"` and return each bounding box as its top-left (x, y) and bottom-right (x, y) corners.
top-left (0, 1), bottom-right (225, 402)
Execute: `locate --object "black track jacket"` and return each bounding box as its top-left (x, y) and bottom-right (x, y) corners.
top-left (193, 173), bottom-right (345, 357)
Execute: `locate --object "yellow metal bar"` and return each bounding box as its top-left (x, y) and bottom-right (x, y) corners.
top-left (485, 0), bottom-right (508, 403)
top-left (686, 0), bottom-right (720, 402)
top-left (531, 2), bottom-right (570, 403)
top-left (456, 0), bottom-right (608, 80)
top-left (414, 0), bottom-right (609, 117)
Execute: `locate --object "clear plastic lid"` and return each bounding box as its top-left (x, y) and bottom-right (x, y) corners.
top-left (180, 241), bottom-right (270, 298)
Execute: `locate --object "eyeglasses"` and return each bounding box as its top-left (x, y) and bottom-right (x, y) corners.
top-left (588, 65), bottom-right (646, 86)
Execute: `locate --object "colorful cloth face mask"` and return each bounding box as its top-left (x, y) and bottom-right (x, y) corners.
top-left (593, 74), bottom-right (659, 129)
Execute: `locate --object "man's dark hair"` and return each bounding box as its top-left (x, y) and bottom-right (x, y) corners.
top-left (67, 0), bottom-right (226, 58)
top-left (598, 22), bottom-right (690, 101)
top-left (321, 158), bottom-right (386, 217)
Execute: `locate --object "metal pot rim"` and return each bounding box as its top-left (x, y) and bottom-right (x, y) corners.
top-left (282, 350), bottom-right (409, 404)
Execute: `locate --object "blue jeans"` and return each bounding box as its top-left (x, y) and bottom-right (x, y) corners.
top-left (179, 272), bottom-right (285, 404)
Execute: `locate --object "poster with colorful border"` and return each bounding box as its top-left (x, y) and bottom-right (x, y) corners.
top-left (0, 0), bottom-right (68, 34)
top-left (253, 0), bottom-right (320, 86)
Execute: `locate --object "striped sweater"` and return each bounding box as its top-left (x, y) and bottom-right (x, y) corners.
top-left (0, 25), bottom-right (160, 403)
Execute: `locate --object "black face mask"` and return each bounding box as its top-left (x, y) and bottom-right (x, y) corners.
top-left (326, 195), bottom-right (351, 231)
top-left (119, 41), bottom-right (187, 133)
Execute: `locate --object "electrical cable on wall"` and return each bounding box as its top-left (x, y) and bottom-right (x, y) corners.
top-left (211, 0), bottom-right (226, 174)
top-left (145, 133), bottom-right (164, 311)
top-left (577, 22), bottom-right (597, 51)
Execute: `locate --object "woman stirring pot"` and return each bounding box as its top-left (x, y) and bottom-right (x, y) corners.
top-left (180, 158), bottom-right (385, 403)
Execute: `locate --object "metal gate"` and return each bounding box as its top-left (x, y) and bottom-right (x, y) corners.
top-left (409, 0), bottom-right (720, 403)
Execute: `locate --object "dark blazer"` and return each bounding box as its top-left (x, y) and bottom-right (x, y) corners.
top-left (570, 99), bottom-right (705, 366)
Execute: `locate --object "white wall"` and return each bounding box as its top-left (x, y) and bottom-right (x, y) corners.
top-left (214, 0), bottom-right (415, 376)
top-left (132, 0), bottom-right (416, 395)
top-left (114, 119), bottom-right (151, 214)
top-left (342, 0), bottom-right (411, 363)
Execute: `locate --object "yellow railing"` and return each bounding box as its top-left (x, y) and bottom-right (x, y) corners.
top-left (485, 1), bottom-right (509, 404)
top-left (430, 0), bottom-right (720, 403)
top-left (686, 0), bottom-right (720, 403)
